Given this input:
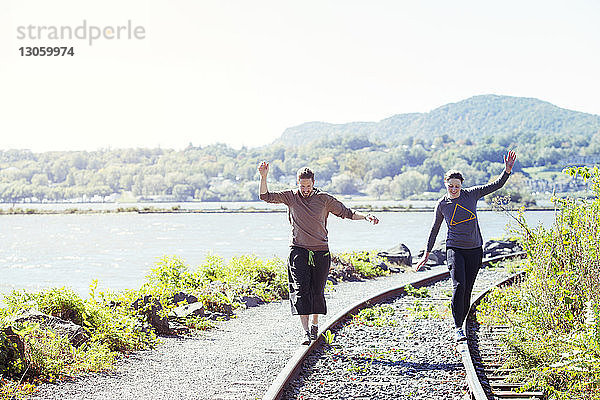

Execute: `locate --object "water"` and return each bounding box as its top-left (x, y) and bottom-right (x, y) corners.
top-left (0, 208), bottom-right (556, 299)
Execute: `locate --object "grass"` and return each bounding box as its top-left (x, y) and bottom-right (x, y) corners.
top-left (351, 305), bottom-right (397, 327)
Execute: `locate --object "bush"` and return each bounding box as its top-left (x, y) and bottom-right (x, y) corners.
top-left (335, 251), bottom-right (388, 279)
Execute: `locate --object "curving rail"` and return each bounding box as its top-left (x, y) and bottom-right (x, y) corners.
top-left (262, 252), bottom-right (527, 400)
top-left (459, 261), bottom-right (545, 400)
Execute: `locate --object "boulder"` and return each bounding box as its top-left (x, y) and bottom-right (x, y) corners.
top-left (171, 292), bottom-right (198, 305)
top-left (240, 295), bottom-right (263, 308)
top-left (132, 295), bottom-right (170, 335)
top-left (168, 302), bottom-right (205, 319)
top-left (1, 327), bottom-right (25, 375)
top-left (416, 239), bottom-right (447, 266)
top-left (10, 310), bottom-right (89, 347)
top-left (484, 239), bottom-right (522, 258)
top-left (377, 243), bottom-right (412, 267)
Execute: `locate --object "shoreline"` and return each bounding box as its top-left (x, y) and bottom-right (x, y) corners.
top-left (0, 205), bottom-right (556, 215)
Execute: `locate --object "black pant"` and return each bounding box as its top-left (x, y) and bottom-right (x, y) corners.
top-left (287, 246), bottom-right (331, 315)
top-left (447, 246), bottom-right (483, 329)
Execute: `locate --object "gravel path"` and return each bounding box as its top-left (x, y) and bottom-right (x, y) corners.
top-left (283, 267), bottom-right (512, 400)
top-left (29, 264), bottom-right (482, 400)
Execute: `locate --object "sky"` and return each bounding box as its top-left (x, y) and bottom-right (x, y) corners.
top-left (0, 0), bottom-right (598, 152)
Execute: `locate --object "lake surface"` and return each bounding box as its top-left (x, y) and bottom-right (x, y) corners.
top-left (0, 208), bottom-right (557, 299)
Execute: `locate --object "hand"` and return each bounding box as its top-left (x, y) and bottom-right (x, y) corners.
top-left (258, 161), bottom-right (269, 178)
top-left (415, 253), bottom-right (429, 272)
top-left (504, 150), bottom-right (517, 174)
top-left (365, 214), bottom-right (379, 225)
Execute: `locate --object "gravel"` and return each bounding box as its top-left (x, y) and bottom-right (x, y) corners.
top-left (28, 264), bottom-right (508, 400)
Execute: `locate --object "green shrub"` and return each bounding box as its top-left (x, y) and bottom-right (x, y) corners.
top-left (2, 287), bottom-right (87, 326)
top-left (336, 251), bottom-right (388, 279)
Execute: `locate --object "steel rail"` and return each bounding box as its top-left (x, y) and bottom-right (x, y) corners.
top-left (457, 271), bottom-right (525, 400)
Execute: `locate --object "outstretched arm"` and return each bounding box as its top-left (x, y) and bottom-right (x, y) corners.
top-left (416, 204), bottom-right (443, 271)
top-left (351, 211), bottom-right (379, 225)
top-left (258, 161), bottom-right (269, 195)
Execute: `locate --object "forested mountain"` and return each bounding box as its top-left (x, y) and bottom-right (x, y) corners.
top-left (1, 95), bottom-right (599, 204)
top-left (277, 95), bottom-right (600, 146)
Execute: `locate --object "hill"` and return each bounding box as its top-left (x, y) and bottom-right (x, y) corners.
top-left (275, 95), bottom-right (600, 146)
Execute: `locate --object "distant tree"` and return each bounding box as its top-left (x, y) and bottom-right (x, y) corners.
top-left (366, 178), bottom-right (391, 199)
top-left (389, 170), bottom-right (428, 199)
top-left (173, 184), bottom-right (193, 200)
top-left (30, 173), bottom-right (49, 187)
top-left (484, 173), bottom-right (535, 206)
top-left (330, 173), bottom-right (360, 195)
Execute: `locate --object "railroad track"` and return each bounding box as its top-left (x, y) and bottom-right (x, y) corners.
top-left (263, 252), bottom-right (538, 400)
top-left (460, 272), bottom-right (545, 400)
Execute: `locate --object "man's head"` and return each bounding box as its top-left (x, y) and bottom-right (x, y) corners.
top-left (297, 167), bottom-right (315, 197)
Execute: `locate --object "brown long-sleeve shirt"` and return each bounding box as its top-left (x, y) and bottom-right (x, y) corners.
top-left (260, 188), bottom-right (355, 251)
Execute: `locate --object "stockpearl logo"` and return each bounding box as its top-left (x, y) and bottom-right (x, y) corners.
top-left (16, 20), bottom-right (146, 46)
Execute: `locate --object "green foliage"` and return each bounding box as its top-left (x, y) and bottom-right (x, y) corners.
top-left (336, 251), bottom-right (388, 279)
top-left (476, 166), bottom-right (600, 399)
top-left (0, 284), bottom-right (157, 387)
top-left (2, 287), bottom-right (87, 326)
top-left (404, 284), bottom-right (430, 298)
top-left (352, 305), bottom-right (397, 327)
top-left (323, 329), bottom-right (335, 345)
top-left (407, 300), bottom-right (447, 320)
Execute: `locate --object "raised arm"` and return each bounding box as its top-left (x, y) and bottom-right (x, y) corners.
top-left (258, 161), bottom-right (269, 195)
top-left (474, 150), bottom-right (517, 198)
top-left (258, 161), bottom-right (290, 204)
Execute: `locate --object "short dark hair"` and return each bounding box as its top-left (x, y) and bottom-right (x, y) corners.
top-left (297, 167), bottom-right (315, 181)
top-left (444, 169), bottom-right (464, 183)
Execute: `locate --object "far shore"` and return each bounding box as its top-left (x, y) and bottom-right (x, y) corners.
top-left (0, 204), bottom-right (556, 215)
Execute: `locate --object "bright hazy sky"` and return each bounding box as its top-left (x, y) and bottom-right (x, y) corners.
top-left (0, 0), bottom-right (598, 152)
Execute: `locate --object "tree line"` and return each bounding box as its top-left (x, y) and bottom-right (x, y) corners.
top-left (1, 129), bottom-right (597, 205)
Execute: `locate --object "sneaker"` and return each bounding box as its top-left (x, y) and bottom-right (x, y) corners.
top-left (455, 328), bottom-right (467, 342)
top-left (302, 330), bottom-right (312, 345)
top-left (310, 325), bottom-right (319, 341)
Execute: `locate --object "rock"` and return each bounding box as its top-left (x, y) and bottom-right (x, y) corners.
top-left (377, 262), bottom-right (389, 271)
top-left (10, 310), bottom-right (89, 347)
top-left (171, 292), bottom-right (198, 305)
top-left (416, 239), bottom-right (446, 266)
top-left (1, 327), bottom-right (25, 375)
top-left (206, 312), bottom-right (231, 321)
top-left (132, 295), bottom-right (170, 335)
top-left (483, 239), bottom-right (522, 258)
top-left (168, 321), bottom-right (190, 335)
top-left (240, 295), bottom-right (263, 308)
top-left (169, 302), bottom-right (205, 319)
top-left (377, 243), bottom-right (412, 266)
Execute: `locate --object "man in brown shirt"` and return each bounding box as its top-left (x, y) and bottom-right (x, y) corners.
top-left (258, 161), bottom-right (379, 344)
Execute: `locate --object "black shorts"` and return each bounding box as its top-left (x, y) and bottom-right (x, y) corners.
top-left (287, 246), bottom-right (331, 315)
